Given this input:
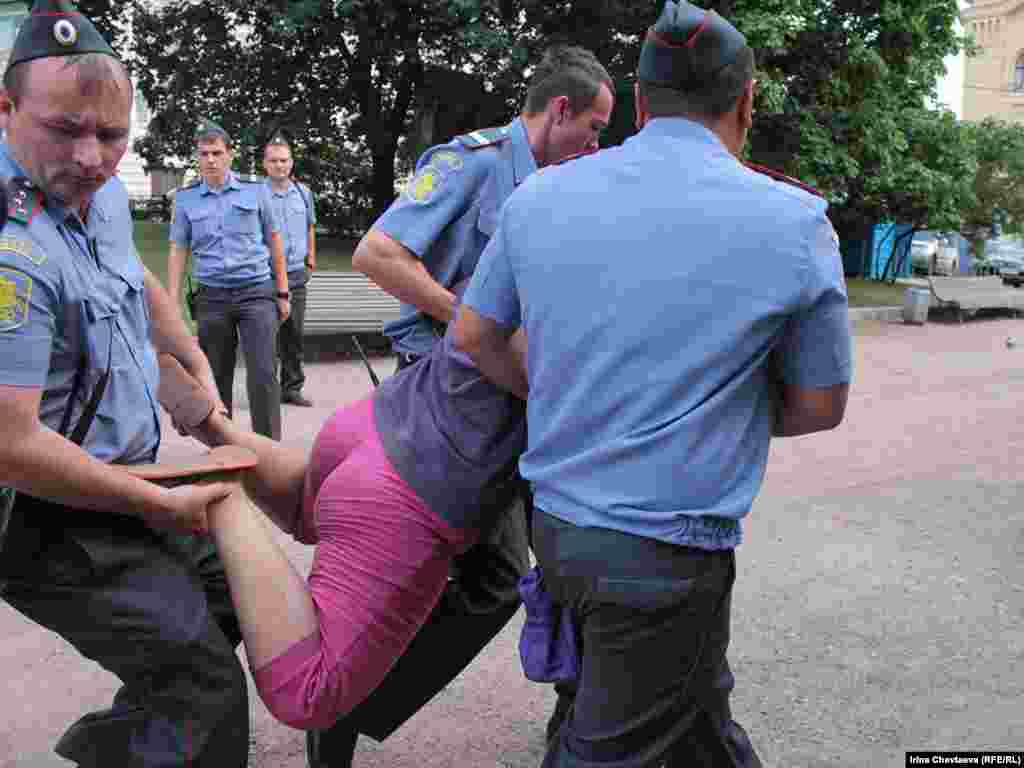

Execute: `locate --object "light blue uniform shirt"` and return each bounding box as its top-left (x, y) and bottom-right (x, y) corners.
top-left (374, 118), bottom-right (537, 357)
top-left (171, 171), bottom-right (280, 288)
top-left (0, 146), bottom-right (161, 464)
top-left (465, 118), bottom-right (853, 550)
top-left (265, 179), bottom-right (315, 276)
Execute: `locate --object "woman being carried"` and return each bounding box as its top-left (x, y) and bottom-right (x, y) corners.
top-left (160, 299), bottom-right (526, 731)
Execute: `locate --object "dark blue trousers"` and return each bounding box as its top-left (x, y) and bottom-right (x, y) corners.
top-left (533, 510), bottom-right (761, 768)
top-left (278, 269), bottom-right (309, 397)
top-left (0, 498), bottom-right (249, 768)
top-left (196, 280), bottom-right (281, 440)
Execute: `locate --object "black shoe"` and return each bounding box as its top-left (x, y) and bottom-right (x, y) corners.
top-left (282, 391), bottom-right (314, 407)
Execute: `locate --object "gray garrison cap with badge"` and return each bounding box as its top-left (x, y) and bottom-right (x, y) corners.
top-left (638, 0), bottom-right (747, 90)
top-left (5, 0), bottom-right (117, 71)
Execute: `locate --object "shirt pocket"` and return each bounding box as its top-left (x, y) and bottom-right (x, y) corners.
top-left (287, 197), bottom-right (308, 226)
top-left (189, 208), bottom-right (218, 242)
top-left (227, 200), bottom-right (261, 240)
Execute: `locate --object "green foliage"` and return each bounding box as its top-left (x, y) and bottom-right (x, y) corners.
top-left (958, 119), bottom-right (1024, 245)
top-left (124, 0), bottom-right (658, 225)
top-left (119, 0), bottom-right (974, 242)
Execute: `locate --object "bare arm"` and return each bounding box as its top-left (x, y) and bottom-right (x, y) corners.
top-left (269, 231), bottom-right (288, 294)
top-left (353, 229), bottom-right (457, 324)
top-left (0, 385), bottom-right (223, 532)
top-left (453, 306), bottom-right (527, 400)
top-left (166, 242), bottom-right (189, 316)
top-left (144, 267), bottom-right (226, 414)
top-left (268, 231), bottom-right (291, 322)
top-left (773, 381), bottom-right (849, 437)
top-left (306, 224), bottom-right (317, 270)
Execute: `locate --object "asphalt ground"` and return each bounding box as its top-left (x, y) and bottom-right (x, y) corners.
top-left (2, 313), bottom-right (1022, 767)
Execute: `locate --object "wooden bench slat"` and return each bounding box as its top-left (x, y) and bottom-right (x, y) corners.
top-left (926, 276), bottom-right (1024, 320)
top-left (302, 271), bottom-right (401, 335)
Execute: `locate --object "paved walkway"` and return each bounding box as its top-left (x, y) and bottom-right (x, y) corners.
top-left (2, 314), bottom-right (1023, 767)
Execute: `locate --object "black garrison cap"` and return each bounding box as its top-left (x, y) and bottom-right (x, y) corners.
top-left (637, 0), bottom-right (747, 90)
top-left (7, 0), bottom-right (117, 70)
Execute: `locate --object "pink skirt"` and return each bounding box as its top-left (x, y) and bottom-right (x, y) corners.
top-left (252, 396), bottom-right (478, 730)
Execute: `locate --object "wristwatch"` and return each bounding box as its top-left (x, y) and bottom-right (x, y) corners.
top-left (276, 291), bottom-right (290, 299)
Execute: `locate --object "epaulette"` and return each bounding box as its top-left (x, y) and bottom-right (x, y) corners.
top-left (744, 162), bottom-right (824, 199)
top-left (6, 177), bottom-right (43, 227)
top-left (456, 126), bottom-right (510, 150)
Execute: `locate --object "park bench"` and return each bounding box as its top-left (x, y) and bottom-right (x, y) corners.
top-left (926, 276), bottom-right (1024, 322)
top-left (304, 271), bottom-right (401, 335)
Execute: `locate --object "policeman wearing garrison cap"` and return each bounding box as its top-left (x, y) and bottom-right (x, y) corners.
top-left (262, 132), bottom-right (317, 407)
top-left (307, 46), bottom-right (614, 767)
top-left (456, 1), bottom-right (852, 765)
top-left (0, 2), bottom-right (251, 766)
top-left (169, 118), bottom-right (288, 440)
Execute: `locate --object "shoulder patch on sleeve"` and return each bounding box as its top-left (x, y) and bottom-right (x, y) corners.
top-left (455, 126), bottom-right (510, 150)
top-left (0, 267), bottom-right (32, 332)
top-left (0, 235), bottom-right (45, 266)
top-left (406, 165), bottom-right (444, 204)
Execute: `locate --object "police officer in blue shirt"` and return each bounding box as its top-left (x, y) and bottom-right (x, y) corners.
top-left (169, 121), bottom-right (289, 440)
top-left (456, 2), bottom-right (853, 765)
top-left (0, 2), bottom-right (249, 765)
top-left (263, 133), bottom-right (317, 407)
top-left (310, 46), bottom-right (615, 767)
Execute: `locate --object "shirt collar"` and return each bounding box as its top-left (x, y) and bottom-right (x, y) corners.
top-left (508, 117), bottom-right (538, 186)
top-left (200, 170), bottom-right (240, 196)
top-left (267, 178), bottom-right (297, 197)
top-left (0, 143), bottom-right (108, 228)
top-left (638, 117), bottom-right (733, 158)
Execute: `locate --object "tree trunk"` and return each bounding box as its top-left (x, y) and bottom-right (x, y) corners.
top-left (370, 148), bottom-right (398, 222)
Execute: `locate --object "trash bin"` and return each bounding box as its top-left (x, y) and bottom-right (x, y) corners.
top-left (903, 286), bottom-right (930, 325)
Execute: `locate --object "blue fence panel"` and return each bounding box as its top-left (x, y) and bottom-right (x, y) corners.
top-left (870, 223), bottom-right (913, 279)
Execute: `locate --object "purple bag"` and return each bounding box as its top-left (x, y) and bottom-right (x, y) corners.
top-left (518, 566), bottom-right (579, 683)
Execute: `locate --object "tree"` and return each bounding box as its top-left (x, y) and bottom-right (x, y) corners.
top-left (125, 0), bottom-right (652, 224)
top-left (737, 0), bottom-right (967, 244)
top-left (123, 0), bottom-right (968, 240)
top-left (956, 119), bottom-right (1024, 257)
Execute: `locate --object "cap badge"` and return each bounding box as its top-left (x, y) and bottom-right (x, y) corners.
top-left (53, 18), bottom-right (78, 47)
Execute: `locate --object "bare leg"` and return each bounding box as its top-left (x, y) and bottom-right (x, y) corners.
top-left (193, 410), bottom-right (307, 533)
top-left (206, 480), bottom-right (319, 669)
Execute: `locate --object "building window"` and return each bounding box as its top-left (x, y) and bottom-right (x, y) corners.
top-left (1015, 54), bottom-right (1024, 92)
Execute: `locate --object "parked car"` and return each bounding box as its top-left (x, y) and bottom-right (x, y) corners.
top-left (911, 232), bottom-right (959, 276)
top-left (129, 195), bottom-right (173, 223)
top-left (984, 240), bottom-right (1024, 287)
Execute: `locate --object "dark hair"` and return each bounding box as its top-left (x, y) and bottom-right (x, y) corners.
top-left (523, 45), bottom-right (613, 116)
top-left (196, 125), bottom-right (232, 149)
top-left (638, 45), bottom-right (755, 119)
top-left (3, 53), bottom-right (131, 106)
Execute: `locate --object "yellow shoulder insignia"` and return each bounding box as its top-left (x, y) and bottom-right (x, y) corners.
top-left (0, 267), bottom-right (32, 332)
top-left (406, 166), bottom-right (443, 204)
